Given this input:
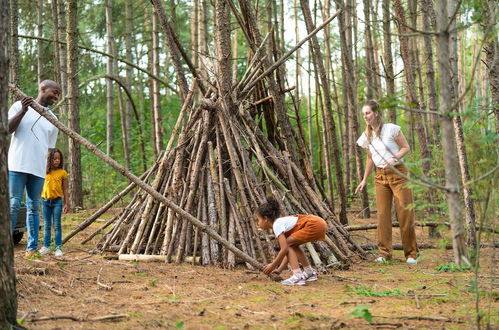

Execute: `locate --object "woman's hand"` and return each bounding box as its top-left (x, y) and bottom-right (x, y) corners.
top-left (355, 180), bottom-right (366, 195)
top-left (386, 157), bottom-right (398, 166)
top-left (262, 263), bottom-right (276, 275)
top-left (63, 204), bottom-right (69, 214)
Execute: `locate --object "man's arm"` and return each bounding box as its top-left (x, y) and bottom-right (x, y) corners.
top-left (8, 97), bottom-right (33, 133)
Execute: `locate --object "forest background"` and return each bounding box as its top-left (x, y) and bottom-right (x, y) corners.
top-left (0, 0), bottom-right (497, 327)
top-left (8, 0), bottom-right (497, 218)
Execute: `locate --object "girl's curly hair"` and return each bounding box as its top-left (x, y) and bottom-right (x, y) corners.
top-left (46, 148), bottom-right (64, 174)
top-left (255, 197), bottom-right (281, 222)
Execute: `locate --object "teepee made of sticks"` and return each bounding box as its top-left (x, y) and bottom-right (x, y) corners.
top-left (64, 0), bottom-right (367, 272)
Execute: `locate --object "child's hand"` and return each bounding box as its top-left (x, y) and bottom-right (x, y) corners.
top-left (271, 269), bottom-right (281, 275)
top-left (262, 263), bottom-right (276, 275)
top-left (63, 204), bottom-right (69, 214)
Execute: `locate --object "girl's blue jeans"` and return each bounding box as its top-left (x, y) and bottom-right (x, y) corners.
top-left (42, 197), bottom-right (63, 248)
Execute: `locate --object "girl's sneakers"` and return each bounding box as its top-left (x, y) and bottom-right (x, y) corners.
top-left (54, 248), bottom-right (63, 257)
top-left (39, 246), bottom-right (51, 255)
top-left (281, 275), bottom-right (306, 286)
top-left (304, 270), bottom-right (318, 282)
top-left (406, 257), bottom-right (418, 265)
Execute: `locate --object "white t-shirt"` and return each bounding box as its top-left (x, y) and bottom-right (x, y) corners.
top-left (356, 123), bottom-right (401, 168)
top-left (8, 101), bottom-right (58, 178)
top-left (272, 216), bottom-right (299, 237)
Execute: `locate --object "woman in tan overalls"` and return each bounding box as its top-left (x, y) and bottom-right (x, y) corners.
top-left (355, 100), bottom-right (419, 265)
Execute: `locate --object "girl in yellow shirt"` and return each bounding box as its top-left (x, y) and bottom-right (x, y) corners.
top-left (39, 148), bottom-right (69, 257)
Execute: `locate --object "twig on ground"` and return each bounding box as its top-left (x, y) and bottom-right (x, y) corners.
top-left (96, 267), bottom-right (113, 291)
top-left (24, 314), bottom-right (128, 323)
top-left (414, 293), bottom-right (421, 309)
top-left (39, 280), bottom-right (65, 296)
top-left (16, 267), bottom-right (47, 276)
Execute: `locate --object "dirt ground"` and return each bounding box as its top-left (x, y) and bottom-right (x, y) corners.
top-left (13, 209), bottom-right (498, 329)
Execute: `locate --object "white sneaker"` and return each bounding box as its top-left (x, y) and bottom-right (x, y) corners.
top-left (39, 246), bottom-right (51, 255)
top-left (406, 257), bottom-right (418, 265)
top-left (281, 275), bottom-right (306, 286)
top-left (374, 257), bottom-right (387, 263)
top-left (54, 248), bottom-right (63, 257)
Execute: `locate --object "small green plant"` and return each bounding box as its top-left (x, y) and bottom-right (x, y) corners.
top-left (345, 285), bottom-right (405, 297)
top-left (347, 305), bottom-right (373, 323)
top-left (174, 320), bottom-right (185, 328)
top-left (168, 297), bottom-right (180, 302)
top-left (149, 278), bottom-right (157, 287)
top-left (436, 262), bottom-right (472, 272)
top-left (128, 312), bottom-right (143, 317)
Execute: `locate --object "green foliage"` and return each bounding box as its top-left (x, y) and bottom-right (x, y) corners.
top-left (346, 305), bottom-right (373, 323)
top-left (128, 312), bottom-right (143, 317)
top-left (174, 320), bottom-right (185, 328)
top-left (436, 262), bottom-right (472, 272)
top-left (344, 285), bottom-right (405, 297)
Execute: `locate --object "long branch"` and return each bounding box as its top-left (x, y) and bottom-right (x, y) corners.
top-left (9, 84), bottom-right (280, 281)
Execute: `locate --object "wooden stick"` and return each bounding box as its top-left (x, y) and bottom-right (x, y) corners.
top-left (344, 222), bottom-right (499, 234)
top-left (96, 267), bottom-right (112, 291)
top-left (39, 281), bottom-right (65, 296)
top-left (25, 313), bottom-right (128, 322)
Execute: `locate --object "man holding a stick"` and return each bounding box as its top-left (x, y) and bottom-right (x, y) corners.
top-left (8, 80), bottom-right (61, 257)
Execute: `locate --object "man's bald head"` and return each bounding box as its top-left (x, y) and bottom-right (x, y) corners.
top-left (39, 80), bottom-right (61, 92)
top-left (37, 80), bottom-right (62, 107)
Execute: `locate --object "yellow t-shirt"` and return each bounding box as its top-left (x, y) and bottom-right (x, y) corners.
top-left (41, 169), bottom-right (68, 200)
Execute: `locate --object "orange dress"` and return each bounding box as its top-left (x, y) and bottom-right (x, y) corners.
top-left (284, 214), bottom-right (327, 242)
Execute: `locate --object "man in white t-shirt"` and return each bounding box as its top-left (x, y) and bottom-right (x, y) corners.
top-left (8, 80), bottom-right (61, 257)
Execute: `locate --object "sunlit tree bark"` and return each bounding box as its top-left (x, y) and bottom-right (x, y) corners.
top-left (67, 0), bottom-right (83, 209)
top-left (0, 0), bottom-right (19, 326)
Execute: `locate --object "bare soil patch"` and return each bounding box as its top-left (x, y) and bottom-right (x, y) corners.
top-left (13, 210), bottom-right (497, 329)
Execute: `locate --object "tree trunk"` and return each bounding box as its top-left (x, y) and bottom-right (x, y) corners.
top-left (0, 0), bottom-right (18, 325)
top-left (151, 10), bottom-right (163, 156)
top-left (421, 0), bottom-right (439, 144)
top-left (301, 0), bottom-right (348, 224)
top-left (363, 0), bottom-right (377, 100)
top-left (56, 0), bottom-right (69, 158)
top-left (123, 0), bottom-right (133, 168)
top-left (382, 0), bottom-right (396, 122)
top-left (435, 0), bottom-right (469, 267)
top-left (105, 0), bottom-right (115, 156)
top-left (37, 0), bottom-right (44, 83)
top-left (67, 0), bottom-right (83, 209)
top-left (447, 1), bottom-right (476, 247)
top-left (9, 0), bottom-right (19, 87)
top-left (482, 0), bottom-right (499, 133)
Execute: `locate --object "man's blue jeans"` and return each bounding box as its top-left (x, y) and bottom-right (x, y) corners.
top-left (42, 197), bottom-right (63, 248)
top-left (9, 171), bottom-right (45, 251)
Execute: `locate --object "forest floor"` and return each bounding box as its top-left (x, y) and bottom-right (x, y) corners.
top-left (13, 209), bottom-right (497, 329)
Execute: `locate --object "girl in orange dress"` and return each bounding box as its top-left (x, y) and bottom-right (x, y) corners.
top-left (256, 198), bottom-right (327, 286)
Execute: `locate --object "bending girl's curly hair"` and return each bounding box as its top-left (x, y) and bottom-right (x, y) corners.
top-left (46, 148), bottom-right (64, 174)
top-left (255, 197), bottom-right (281, 222)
